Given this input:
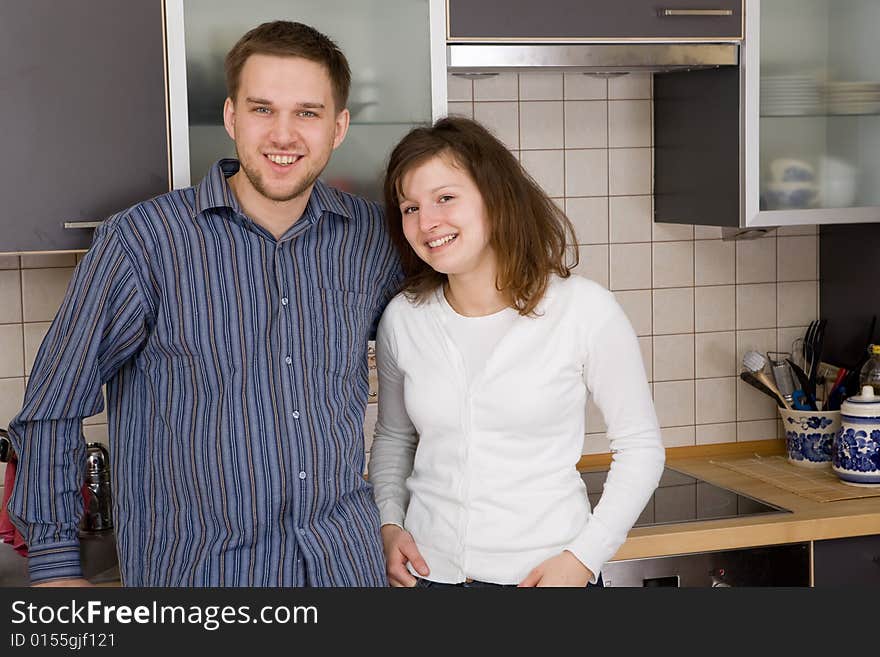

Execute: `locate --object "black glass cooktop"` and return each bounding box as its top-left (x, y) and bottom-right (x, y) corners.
top-left (581, 466), bottom-right (791, 528)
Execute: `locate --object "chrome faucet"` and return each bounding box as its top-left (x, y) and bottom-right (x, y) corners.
top-left (80, 443), bottom-right (113, 534)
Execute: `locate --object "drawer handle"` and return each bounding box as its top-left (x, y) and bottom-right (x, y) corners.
top-left (661, 9), bottom-right (735, 16)
top-left (63, 221), bottom-right (103, 229)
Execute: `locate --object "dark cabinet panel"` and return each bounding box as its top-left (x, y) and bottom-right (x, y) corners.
top-left (813, 534), bottom-right (880, 586)
top-left (0, 0), bottom-right (169, 252)
top-left (818, 224), bottom-right (880, 368)
top-left (654, 67), bottom-right (740, 227)
top-left (448, 0), bottom-right (743, 41)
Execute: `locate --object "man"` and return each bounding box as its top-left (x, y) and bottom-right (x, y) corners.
top-left (7, 21), bottom-right (401, 587)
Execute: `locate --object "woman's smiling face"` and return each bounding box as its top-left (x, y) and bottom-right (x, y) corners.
top-left (398, 154), bottom-right (495, 278)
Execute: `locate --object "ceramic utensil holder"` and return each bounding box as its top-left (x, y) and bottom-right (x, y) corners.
top-left (778, 407), bottom-right (840, 468)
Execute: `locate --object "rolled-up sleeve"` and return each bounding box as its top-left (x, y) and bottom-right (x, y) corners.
top-left (7, 224), bottom-right (151, 584)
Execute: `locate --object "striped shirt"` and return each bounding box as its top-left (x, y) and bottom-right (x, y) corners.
top-left (8, 159), bottom-right (402, 586)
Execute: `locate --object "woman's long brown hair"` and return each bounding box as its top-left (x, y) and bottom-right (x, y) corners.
top-left (383, 116), bottom-right (579, 316)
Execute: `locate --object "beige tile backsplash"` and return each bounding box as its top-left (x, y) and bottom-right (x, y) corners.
top-left (0, 72), bottom-right (820, 467)
top-left (0, 270), bottom-right (23, 324)
top-left (609, 196), bottom-right (652, 243)
top-left (567, 197), bottom-right (608, 244)
top-left (21, 267), bottom-right (75, 323)
top-left (0, 325), bottom-right (24, 379)
top-left (652, 241), bottom-right (694, 288)
top-left (564, 101), bottom-right (607, 148)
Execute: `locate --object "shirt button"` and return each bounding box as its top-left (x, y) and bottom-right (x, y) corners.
top-left (285, 356), bottom-right (292, 365)
top-left (299, 471), bottom-right (307, 480)
top-left (281, 297), bottom-right (289, 306)
top-left (292, 410), bottom-right (300, 419)
top-left (299, 528), bottom-right (306, 535)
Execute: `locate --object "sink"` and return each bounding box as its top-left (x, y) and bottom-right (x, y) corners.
top-left (0, 531), bottom-right (119, 587)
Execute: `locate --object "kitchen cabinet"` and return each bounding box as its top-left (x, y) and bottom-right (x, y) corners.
top-left (812, 533), bottom-right (880, 586)
top-left (167, 0), bottom-right (447, 202)
top-left (655, 0), bottom-right (880, 228)
top-left (447, 0), bottom-right (743, 41)
top-left (0, 0), bottom-right (169, 253)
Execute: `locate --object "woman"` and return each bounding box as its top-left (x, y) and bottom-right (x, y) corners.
top-left (370, 116), bottom-right (664, 588)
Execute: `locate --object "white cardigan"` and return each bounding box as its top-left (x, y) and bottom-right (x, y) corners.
top-left (369, 274), bottom-right (665, 584)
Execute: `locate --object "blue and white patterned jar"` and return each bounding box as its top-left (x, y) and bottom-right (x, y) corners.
top-left (833, 386), bottom-right (880, 486)
top-left (778, 408), bottom-right (840, 468)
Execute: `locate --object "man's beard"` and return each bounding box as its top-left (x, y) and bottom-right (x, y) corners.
top-left (237, 149), bottom-right (329, 203)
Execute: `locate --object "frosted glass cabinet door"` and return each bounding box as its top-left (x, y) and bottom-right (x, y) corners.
top-left (174, 0), bottom-right (439, 202)
top-left (747, 0), bottom-right (880, 225)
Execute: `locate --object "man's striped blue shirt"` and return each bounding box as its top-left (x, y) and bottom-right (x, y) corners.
top-left (8, 159), bottom-right (402, 586)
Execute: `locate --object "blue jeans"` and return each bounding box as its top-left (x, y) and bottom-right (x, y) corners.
top-left (415, 573), bottom-right (604, 588)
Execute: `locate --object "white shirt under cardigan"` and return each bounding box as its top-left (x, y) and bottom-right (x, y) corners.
top-left (369, 274), bottom-right (665, 585)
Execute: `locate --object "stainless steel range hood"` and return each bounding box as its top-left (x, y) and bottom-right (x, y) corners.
top-left (447, 43), bottom-right (738, 74)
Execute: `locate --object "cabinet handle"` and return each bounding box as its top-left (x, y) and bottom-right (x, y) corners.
top-left (63, 221), bottom-right (103, 229)
top-left (450, 72), bottom-right (498, 79)
top-left (661, 9), bottom-right (734, 16)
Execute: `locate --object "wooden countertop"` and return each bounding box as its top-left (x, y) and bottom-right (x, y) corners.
top-left (587, 440), bottom-right (880, 562)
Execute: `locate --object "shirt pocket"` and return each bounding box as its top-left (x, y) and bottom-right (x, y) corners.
top-left (317, 286), bottom-right (373, 378)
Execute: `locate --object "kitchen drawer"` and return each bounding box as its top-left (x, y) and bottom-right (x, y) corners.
top-left (813, 534), bottom-right (880, 587)
top-left (447, 0), bottom-right (743, 41)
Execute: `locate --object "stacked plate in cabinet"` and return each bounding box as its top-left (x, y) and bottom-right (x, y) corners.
top-left (760, 74), bottom-right (824, 116)
top-left (824, 81), bottom-right (880, 116)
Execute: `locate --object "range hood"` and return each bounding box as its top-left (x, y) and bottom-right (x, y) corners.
top-left (447, 43), bottom-right (738, 74)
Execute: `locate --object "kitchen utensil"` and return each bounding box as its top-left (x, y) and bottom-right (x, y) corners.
top-left (791, 337), bottom-right (807, 372)
top-left (802, 320), bottom-right (819, 379)
top-left (742, 351), bottom-right (792, 409)
top-left (739, 371), bottom-right (789, 409)
top-left (80, 443), bottom-right (113, 534)
top-left (825, 368), bottom-right (849, 412)
top-left (742, 349), bottom-right (766, 373)
top-left (767, 352), bottom-right (799, 408)
top-left (777, 407), bottom-right (840, 468)
top-left (816, 361), bottom-right (840, 387)
top-left (806, 319), bottom-right (826, 395)
top-left (785, 358), bottom-right (818, 411)
top-left (833, 385), bottom-right (880, 486)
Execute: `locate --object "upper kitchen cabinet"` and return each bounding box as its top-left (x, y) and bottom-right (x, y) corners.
top-left (447, 0), bottom-right (743, 41)
top-left (167, 0), bottom-right (447, 202)
top-left (0, 0), bottom-right (169, 253)
top-left (655, 0), bottom-right (880, 228)
top-left (747, 0), bottom-right (880, 226)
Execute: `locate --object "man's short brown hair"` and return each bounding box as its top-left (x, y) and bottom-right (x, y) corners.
top-left (225, 20), bottom-right (351, 111)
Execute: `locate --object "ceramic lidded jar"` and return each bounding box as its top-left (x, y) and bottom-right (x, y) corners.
top-left (833, 385), bottom-right (880, 486)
